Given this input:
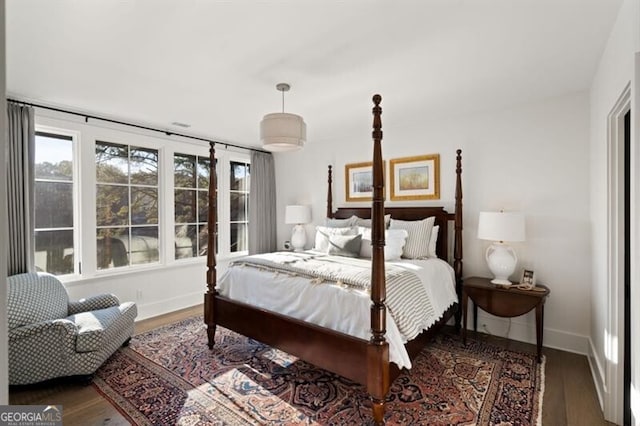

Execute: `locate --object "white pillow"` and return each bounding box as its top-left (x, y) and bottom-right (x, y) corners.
top-left (358, 227), bottom-right (408, 261)
top-left (354, 214), bottom-right (391, 229)
top-left (389, 217), bottom-right (435, 259)
top-left (428, 225), bottom-right (439, 258)
top-left (314, 226), bottom-right (357, 252)
top-left (324, 216), bottom-right (357, 228)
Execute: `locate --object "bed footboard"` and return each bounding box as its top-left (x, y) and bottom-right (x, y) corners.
top-left (216, 295), bottom-right (369, 384)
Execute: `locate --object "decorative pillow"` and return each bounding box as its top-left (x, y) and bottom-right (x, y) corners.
top-left (358, 227), bottom-right (408, 261)
top-left (385, 229), bottom-right (409, 260)
top-left (324, 216), bottom-right (357, 228)
top-left (327, 234), bottom-right (362, 258)
top-left (428, 225), bottom-right (439, 258)
top-left (314, 226), bottom-right (357, 252)
top-left (354, 214), bottom-right (391, 228)
top-left (389, 217), bottom-right (435, 259)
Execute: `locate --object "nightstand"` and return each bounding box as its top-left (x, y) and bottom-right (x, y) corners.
top-left (462, 276), bottom-right (550, 362)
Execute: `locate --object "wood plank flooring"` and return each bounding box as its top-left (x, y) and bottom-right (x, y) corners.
top-left (9, 305), bottom-right (614, 425)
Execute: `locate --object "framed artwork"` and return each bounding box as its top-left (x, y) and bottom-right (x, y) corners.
top-left (345, 161), bottom-right (385, 202)
top-left (389, 154), bottom-right (440, 201)
top-left (520, 269), bottom-right (536, 286)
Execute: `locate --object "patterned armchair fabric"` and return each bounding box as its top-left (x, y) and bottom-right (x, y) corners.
top-left (7, 272), bottom-right (138, 385)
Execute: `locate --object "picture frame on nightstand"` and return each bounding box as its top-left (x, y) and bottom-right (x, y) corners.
top-left (521, 269), bottom-right (536, 286)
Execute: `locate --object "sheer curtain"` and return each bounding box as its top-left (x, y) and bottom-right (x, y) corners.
top-left (248, 151), bottom-right (277, 254)
top-left (6, 102), bottom-right (35, 275)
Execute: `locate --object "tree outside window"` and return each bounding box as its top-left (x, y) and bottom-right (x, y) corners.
top-left (96, 141), bottom-right (159, 269)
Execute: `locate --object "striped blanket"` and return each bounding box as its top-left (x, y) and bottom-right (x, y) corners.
top-left (229, 251), bottom-right (437, 340)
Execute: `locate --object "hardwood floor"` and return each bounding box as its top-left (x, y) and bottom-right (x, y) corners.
top-left (10, 305), bottom-right (614, 426)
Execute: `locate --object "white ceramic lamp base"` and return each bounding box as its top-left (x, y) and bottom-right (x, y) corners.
top-left (291, 224), bottom-right (306, 252)
top-left (486, 242), bottom-right (517, 286)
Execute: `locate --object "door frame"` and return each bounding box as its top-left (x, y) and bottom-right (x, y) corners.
top-left (605, 83), bottom-right (629, 424)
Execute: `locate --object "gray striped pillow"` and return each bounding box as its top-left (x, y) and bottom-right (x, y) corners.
top-left (389, 217), bottom-right (435, 259)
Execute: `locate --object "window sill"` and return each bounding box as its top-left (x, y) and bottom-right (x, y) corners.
top-left (61, 251), bottom-right (248, 287)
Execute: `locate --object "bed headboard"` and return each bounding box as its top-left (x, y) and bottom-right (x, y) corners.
top-left (327, 149), bottom-right (462, 276)
top-left (332, 207), bottom-right (454, 262)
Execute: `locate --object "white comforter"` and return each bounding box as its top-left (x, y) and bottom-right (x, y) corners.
top-left (216, 251), bottom-right (458, 369)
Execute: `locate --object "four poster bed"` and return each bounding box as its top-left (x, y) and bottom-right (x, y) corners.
top-left (204, 95), bottom-right (463, 424)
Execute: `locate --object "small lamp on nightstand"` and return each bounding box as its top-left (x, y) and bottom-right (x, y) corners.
top-left (285, 205), bottom-right (311, 252)
top-left (477, 211), bottom-right (525, 286)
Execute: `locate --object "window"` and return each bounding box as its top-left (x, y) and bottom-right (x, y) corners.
top-left (32, 116), bottom-right (251, 279)
top-left (95, 141), bottom-right (159, 269)
top-left (174, 154), bottom-right (250, 258)
top-left (229, 161), bottom-right (250, 253)
top-left (174, 154), bottom-right (212, 259)
top-left (34, 131), bottom-right (76, 275)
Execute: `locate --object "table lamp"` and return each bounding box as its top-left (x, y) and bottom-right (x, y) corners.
top-left (285, 205), bottom-right (311, 252)
top-left (477, 211), bottom-right (525, 285)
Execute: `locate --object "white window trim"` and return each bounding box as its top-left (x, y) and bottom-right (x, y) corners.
top-left (227, 154), bottom-right (251, 255)
top-left (34, 124), bottom-right (82, 278)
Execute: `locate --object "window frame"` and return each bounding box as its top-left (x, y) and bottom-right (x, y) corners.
top-left (171, 148), bottom-right (251, 261)
top-left (95, 139), bottom-right (161, 271)
top-left (219, 151), bottom-right (251, 259)
top-left (172, 152), bottom-right (213, 261)
top-left (33, 125), bottom-right (81, 278)
top-left (228, 159), bottom-right (250, 254)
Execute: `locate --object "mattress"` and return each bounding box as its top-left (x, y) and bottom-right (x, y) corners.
top-left (216, 251), bottom-right (458, 369)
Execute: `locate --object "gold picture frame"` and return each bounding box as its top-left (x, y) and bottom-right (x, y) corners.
top-left (389, 154), bottom-right (440, 201)
top-left (345, 161), bottom-right (385, 202)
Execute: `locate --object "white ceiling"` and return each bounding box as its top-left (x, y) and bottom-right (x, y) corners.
top-left (7, 0), bottom-right (622, 149)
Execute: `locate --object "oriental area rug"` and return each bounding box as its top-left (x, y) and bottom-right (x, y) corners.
top-left (93, 316), bottom-right (544, 425)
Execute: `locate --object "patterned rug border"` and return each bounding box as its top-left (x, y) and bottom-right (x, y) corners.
top-left (93, 375), bottom-right (146, 426)
top-left (537, 356), bottom-right (546, 426)
top-left (96, 315), bottom-right (546, 425)
top-left (93, 348), bottom-right (255, 425)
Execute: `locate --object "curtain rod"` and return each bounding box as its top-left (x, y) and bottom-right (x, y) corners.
top-left (7, 98), bottom-right (268, 154)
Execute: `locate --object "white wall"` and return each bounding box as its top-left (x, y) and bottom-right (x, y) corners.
top-left (0, 0), bottom-right (8, 405)
top-left (275, 91), bottom-right (592, 354)
top-left (589, 0), bottom-right (640, 423)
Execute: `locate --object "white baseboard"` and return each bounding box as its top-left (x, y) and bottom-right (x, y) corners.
top-left (587, 337), bottom-right (606, 411)
top-left (472, 313), bottom-right (590, 355)
top-left (135, 291), bottom-right (203, 321)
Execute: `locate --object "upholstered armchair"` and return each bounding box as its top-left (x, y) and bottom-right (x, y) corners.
top-left (7, 272), bottom-right (137, 385)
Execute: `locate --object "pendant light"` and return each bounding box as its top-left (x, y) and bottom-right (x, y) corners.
top-left (260, 83), bottom-right (306, 152)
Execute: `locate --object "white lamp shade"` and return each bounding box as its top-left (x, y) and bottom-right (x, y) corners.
top-left (477, 211), bottom-right (525, 242)
top-left (261, 113), bottom-right (306, 152)
top-left (285, 205), bottom-right (311, 224)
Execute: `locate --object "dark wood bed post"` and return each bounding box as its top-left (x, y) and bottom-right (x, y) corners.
top-left (368, 94), bottom-right (389, 425)
top-left (326, 165), bottom-right (333, 218)
top-left (205, 142), bottom-right (218, 349)
top-left (453, 149), bottom-right (463, 329)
